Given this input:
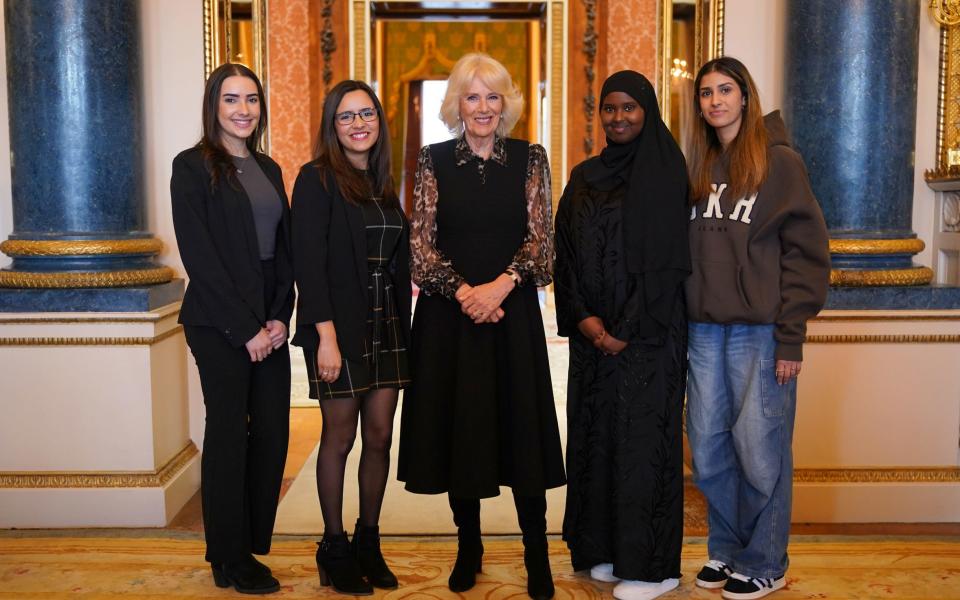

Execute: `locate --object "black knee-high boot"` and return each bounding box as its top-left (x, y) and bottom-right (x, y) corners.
top-left (448, 495), bottom-right (483, 592)
top-left (514, 494), bottom-right (554, 600)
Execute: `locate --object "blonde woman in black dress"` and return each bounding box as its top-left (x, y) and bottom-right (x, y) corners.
top-left (291, 80), bottom-right (411, 596)
top-left (398, 53), bottom-right (564, 600)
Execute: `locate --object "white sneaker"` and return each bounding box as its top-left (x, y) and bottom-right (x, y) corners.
top-left (613, 578), bottom-right (679, 600)
top-left (721, 572), bottom-right (786, 599)
top-left (589, 562), bottom-right (620, 582)
top-left (696, 559), bottom-right (733, 588)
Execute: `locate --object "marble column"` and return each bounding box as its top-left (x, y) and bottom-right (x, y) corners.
top-left (783, 0), bottom-right (931, 287)
top-left (0, 0), bottom-right (180, 310)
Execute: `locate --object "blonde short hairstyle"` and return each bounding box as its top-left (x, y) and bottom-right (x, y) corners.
top-left (439, 53), bottom-right (524, 137)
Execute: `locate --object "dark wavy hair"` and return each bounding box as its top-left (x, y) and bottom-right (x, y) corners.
top-left (313, 80), bottom-right (398, 208)
top-left (687, 56), bottom-right (768, 204)
top-left (198, 63), bottom-right (267, 189)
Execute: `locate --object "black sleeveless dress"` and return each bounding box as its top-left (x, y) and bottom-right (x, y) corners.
top-left (398, 138), bottom-right (566, 499)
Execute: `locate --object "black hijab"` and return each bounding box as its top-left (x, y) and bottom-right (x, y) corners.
top-left (584, 70), bottom-right (691, 333)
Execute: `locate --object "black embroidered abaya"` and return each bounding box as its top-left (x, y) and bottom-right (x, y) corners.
top-left (554, 70), bottom-right (689, 582)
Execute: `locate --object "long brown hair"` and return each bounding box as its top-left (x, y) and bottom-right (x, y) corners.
top-left (687, 56), bottom-right (768, 204)
top-left (313, 80), bottom-right (398, 208)
top-left (198, 63), bottom-right (268, 189)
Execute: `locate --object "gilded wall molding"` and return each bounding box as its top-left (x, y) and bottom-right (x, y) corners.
top-left (0, 326), bottom-right (183, 347)
top-left (0, 239), bottom-right (163, 257)
top-left (828, 238), bottom-right (926, 255)
top-left (812, 313), bottom-right (960, 321)
top-left (829, 267), bottom-right (934, 287)
top-left (926, 22), bottom-right (960, 180)
top-left (793, 467), bottom-right (960, 484)
top-left (0, 267), bottom-right (174, 289)
top-left (321, 0), bottom-right (336, 92)
top-left (0, 442), bottom-right (198, 489)
top-left (551, 0), bottom-right (567, 206)
top-left (806, 333), bottom-right (960, 344)
top-left (203, 0), bottom-right (221, 79)
top-left (581, 0), bottom-right (597, 156)
top-left (352, 0), bottom-right (367, 80)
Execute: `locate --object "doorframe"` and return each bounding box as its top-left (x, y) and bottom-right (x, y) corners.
top-left (348, 0), bottom-right (569, 205)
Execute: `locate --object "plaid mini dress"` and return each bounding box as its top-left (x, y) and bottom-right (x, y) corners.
top-left (306, 197), bottom-right (411, 399)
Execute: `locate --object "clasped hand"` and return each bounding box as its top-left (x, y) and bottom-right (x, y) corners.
top-left (456, 275), bottom-right (513, 324)
top-left (245, 319), bottom-right (286, 362)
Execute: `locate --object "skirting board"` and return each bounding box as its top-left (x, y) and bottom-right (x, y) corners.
top-left (0, 453), bottom-right (200, 528)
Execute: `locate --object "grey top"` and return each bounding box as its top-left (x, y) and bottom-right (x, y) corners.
top-left (233, 154), bottom-right (283, 260)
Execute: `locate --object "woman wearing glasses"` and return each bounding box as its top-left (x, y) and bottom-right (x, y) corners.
top-left (291, 80), bottom-right (411, 596)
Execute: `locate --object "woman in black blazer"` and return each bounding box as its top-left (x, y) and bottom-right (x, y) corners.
top-left (171, 63), bottom-right (293, 595)
top-left (291, 80), bottom-right (411, 596)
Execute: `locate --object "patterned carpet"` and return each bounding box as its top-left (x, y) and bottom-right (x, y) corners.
top-left (2, 534), bottom-right (960, 598)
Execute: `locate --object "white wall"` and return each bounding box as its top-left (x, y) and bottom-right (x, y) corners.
top-left (0, 0), bottom-right (11, 270)
top-left (723, 0), bottom-right (938, 262)
top-left (140, 0), bottom-right (206, 447)
top-left (724, 0), bottom-right (786, 113)
top-left (912, 10), bottom-right (940, 268)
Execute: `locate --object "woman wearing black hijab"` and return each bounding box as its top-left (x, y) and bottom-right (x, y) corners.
top-left (555, 70), bottom-right (690, 600)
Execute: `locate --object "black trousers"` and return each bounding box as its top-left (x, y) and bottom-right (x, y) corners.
top-left (184, 302), bottom-right (290, 562)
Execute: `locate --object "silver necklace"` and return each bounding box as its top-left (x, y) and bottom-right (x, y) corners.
top-left (235, 154), bottom-right (252, 174)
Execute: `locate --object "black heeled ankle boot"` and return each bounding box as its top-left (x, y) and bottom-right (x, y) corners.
top-left (315, 532), bottom-right (373, 596)
top-left (351, 520), bottom-right (398, 589)
top-left (515, 494), bottom-right (554, 600)
top-left (211, 556), bottom-right (280, 594)
top-left (448, 496), bottom-right (484, 592)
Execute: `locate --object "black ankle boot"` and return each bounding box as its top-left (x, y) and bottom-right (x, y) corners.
top-left (211, 557), bottom-right (280, 594)
top-left (448, 531), bottom-right (483, 592)
top-left (351, 520), bottom-right (398, 589)
top-left (521, 534), bottom-right (554, 600)
top-left (316, 532), bottom-right (373, 596)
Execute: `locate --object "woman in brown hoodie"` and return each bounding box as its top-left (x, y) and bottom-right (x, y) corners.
top-left (684, 57), bottom-right (830, 600)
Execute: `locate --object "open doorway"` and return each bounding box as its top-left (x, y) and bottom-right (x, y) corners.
top-left (368, 2), bottom-right (548, 213)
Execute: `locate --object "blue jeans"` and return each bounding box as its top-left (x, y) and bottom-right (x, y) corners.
top-left (686, 322), bottom-right (796, 579)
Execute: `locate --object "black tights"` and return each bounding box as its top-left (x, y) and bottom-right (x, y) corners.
top-left (316, 388), bottom-right (399, 534)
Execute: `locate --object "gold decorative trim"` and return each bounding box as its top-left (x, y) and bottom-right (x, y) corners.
top-left (714, 0), bottom-right (725, 57)
top-left (812, 313), bottom-right (960, 321)
top-left (581, 0), bottom-right (598, 156)
top-left (926, 17), bottom-right (960, 180)
top-left (793, 467), bottom-right (960, 484)
top-left (551, 0), bottom-right (566, 208)
top-left (0, 325), bottom-right (182, 346)
top-left (203, 0), bottom-right (221, 80)
top-left (0, 239), bottom-right (163, 257)
top-left (806, 333), bottom-right (960, 344)
top-left (830, 267), bottom-right (934, 286)
top-left (828, 238), bottom-right (925, 255)
top-left (0, 267), bottom-right (174, 289)
top-left (353, 0), bottom-right (366, 81)
top-left (0, 443), bottom-right (198, 489)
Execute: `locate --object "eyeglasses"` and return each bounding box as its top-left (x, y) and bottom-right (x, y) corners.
top-left (335, 108), bottom-right (378, 125)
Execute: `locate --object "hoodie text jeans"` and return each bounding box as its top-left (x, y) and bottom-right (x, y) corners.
top-left (686, 322), bottom-right (796, 579)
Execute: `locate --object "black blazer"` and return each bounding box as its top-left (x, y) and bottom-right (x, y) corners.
top-left (289, 162), bottom-right (412, 361)
top-left (171, 146), bottom-right (295, 348)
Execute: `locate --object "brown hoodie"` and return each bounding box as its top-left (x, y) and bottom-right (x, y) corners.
top-left (685, 111), bottom-right (830, 361)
